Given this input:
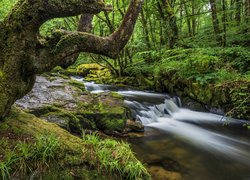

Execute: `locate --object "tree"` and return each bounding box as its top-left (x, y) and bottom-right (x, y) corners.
top-left (157, 0), bottom-right (179, 49)
top-left (0, 0), bottom-right (144, 119)
top-left (209, 0), bottom-right (224, 45)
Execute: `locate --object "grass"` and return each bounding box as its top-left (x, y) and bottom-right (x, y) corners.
top-left (82, 132), bottom-right (151, 180)
top-left (0, 134), bottom-right (60, 179)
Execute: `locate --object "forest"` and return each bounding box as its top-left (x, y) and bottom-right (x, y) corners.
top-left (0, 0), bottom-right (249, 179)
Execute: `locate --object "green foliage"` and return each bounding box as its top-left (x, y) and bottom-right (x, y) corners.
top-left (39, 17), bottom-right (78, 36)
top-left (0, 152), bottom-right (15, 180)
top-left (226, 83), bottom-right (250, 119)
top-left (125, 62), bottom-right (155, 77)
top-left (33, 134), bottom-right (60, 165)
top-left (157, 48), bottom-right (247, 85)
top-left (212, 47), bottom-right (250, 72)
top-left (82, 133), bottom-right (151, 180)
top-left (0, 134), bottom-right (60, 179)
top-left (136, 50), bottom-right (162, 63)
top-left (0, 0), bottom-right (17, 21)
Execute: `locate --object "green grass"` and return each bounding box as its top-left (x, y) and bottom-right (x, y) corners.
top-left (0, 134), bottom-right (60, 179)
top-left (82, 132), bottom-right (151, 180)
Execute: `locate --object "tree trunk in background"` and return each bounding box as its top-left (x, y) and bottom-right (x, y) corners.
top-left (222, 0), bottom-right (227, 46)
top-left (235, 0), bottom-right (242, 25)
top-left (245, 0), bottom-right (250, 22)
top-left (191, 1), bottom-right (196, 36)
top-left (210, 0), bottom-right (223, 45)
top-left (140, 8), bottom-right (151, 48)
top-left (184, 2), bottom-right (192, 37)
top-left (160, 0), bottom-right (179, 49)
top-left (179, 0), bottom-right (183, 38)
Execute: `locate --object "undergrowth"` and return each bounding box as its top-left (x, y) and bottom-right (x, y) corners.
top-left (82, 132), bottom-right (151, 180)
top-left (0, 134), bottom-right (60, 180)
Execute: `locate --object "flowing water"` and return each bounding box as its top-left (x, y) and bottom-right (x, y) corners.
top-left (72, 77), bottom-right (250, 180)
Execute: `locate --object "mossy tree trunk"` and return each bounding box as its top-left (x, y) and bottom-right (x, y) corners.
top-left (62, 13), bottom-right (94, 68)
top-left (0, 0), bottom-right (144, 119)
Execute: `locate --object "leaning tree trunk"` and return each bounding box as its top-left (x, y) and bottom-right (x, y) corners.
top-left (0, 0), bottom-right (144, 119)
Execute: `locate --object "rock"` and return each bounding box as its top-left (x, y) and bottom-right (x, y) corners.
top-left (126, 119), bottom-right (144, 132)
top-left (76, 63), bottom-right (102, 77)
top-left (148, 166), bottom-right (182, 180)
top-left (15, 75), bottom-right (128, 135)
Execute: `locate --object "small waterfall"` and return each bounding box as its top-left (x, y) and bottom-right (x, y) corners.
top-left (134, 98), bottom-right (180, 125)
top-left (84, 81), bottom-right (104, 93)
top-left (71, 76), bottom-right (110, 93)
top-left (131, 97), bottom-right (250, 166)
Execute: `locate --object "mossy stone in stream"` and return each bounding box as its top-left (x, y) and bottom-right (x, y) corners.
top-left (67, 79), bottom-right (86, 92)
top-left (77, 99), bottom-right (128, 134)
top-left (76, 63), bottom-right (102, 77)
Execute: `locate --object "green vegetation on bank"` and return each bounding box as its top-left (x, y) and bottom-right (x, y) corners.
top-left (0, 108), bottom-right (150, 179)
top-left (82, 132), bottom-right (150, 179)
top-left (124, 47), bottom-right (250, 120)
top-left (0, 133), bottom-right (60, 179)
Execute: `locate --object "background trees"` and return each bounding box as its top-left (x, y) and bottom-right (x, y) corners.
top-left (67, 0), bottom-right (248, 73)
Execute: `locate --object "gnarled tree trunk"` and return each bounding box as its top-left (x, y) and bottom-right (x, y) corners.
top-left (0, 0), bottom-right (144, 119)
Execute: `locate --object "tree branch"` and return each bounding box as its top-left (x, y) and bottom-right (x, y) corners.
top-left (4, 0), bottom-right (111, 31)
top-left (36, 0), bottom-right (144, 73)
top-left (56, 0), bottom-right (143, 58)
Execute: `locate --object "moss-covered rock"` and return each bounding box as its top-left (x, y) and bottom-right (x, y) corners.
top-left (76, 63), bottom-right (102, 76)
top-left (15, 76), bottom-right (129, 134)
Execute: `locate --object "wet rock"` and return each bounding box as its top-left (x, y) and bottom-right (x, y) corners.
top-left (126, 119), bottom-right (144, 132)
top-left (15, 76), bottom-right (128, 135)
top-left (148, 166), bottom-right (182, 180)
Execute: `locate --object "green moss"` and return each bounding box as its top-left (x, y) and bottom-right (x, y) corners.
top-left (67, 79), bottom-right (86, 92)
top-left (110, 92), bottom-right (124, 99)
top-left (38, 105), bottom-right (97, 133)
top-left (0, 70), bottom-right (4, 78)
top-left (64, 67), bottom-right (78, 76)
top-left (97, 118), bottom-right (126, 134)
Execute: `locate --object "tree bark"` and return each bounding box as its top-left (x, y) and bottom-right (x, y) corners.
top-left (0, 0), bottom-right (144, 119)
top-left (184, 2), bottom-right (192, 37)
top-left (209, 0), bottom-right (223, 45)
top-left (222, 0), bottom-right (227, 46)
top-left (245, 0), bottom-right (250, 22)
top-left (140, 8), bottom-right (151, 48)
top-left (235, 0), bottom-right (242, 25)
top-left (61, 13), bottom-right (94, 68)
top-left (160, 0), bottom-right (179, 49)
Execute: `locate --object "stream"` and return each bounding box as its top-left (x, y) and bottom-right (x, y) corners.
top-left (73, 77), bottom-right (250, 180)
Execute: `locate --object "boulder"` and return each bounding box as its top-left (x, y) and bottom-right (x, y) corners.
top-left (15, 76), bottom-right (128, 135)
